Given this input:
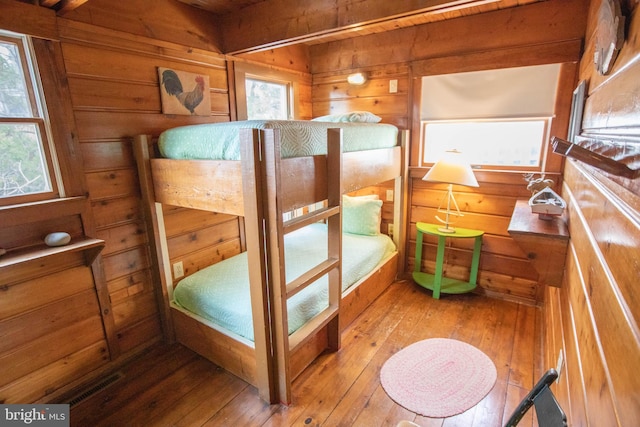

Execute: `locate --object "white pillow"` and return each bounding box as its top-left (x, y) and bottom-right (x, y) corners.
top-left (342, 195), bottom-right (382, 235)
top-left (311, 111), bottom-right (382, 123)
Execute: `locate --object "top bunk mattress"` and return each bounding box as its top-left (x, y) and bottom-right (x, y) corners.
top-left (158, 120), bottom-right (399, 160)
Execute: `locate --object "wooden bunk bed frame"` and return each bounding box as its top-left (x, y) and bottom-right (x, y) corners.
top-left (134, 126), bottom-right (408, 404)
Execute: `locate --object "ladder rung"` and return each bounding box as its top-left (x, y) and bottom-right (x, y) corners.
top-left (286, 257), bottom-right (339, 299)
top-left (288, 305), bottom-right (339, 352)
top-left (284, 205), bottom-right (340, 234)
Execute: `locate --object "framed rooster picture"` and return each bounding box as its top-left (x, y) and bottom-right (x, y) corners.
top-left (158, 67), bottom-right (211, 116)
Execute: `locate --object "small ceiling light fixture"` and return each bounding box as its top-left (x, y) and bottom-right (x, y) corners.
top-left (347, 72), bottom-right (367, 85)
top-left (422, 149), bottom-right (478, 233)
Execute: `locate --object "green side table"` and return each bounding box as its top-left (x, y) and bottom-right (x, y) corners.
top-left (413, 222), bottom-right (484, 299)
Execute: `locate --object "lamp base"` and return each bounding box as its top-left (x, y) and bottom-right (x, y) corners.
top-left (437, 226), bottom-right (456, 233)
top-left (434, 183), bottom-right (462, 234)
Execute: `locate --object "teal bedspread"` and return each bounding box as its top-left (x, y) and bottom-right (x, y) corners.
top-left (158, 120), bottom-right (398, 160)
top-left (173, 223), bottom-right (395, 341)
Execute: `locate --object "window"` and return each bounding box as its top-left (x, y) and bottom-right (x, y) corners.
top-left (422, 118), bottom-right (550, 167)
top-left (245, 77), bottom-right (290, 120)
top-left (420, 64), bottom-right (560, 171)
top-left (234, 62), bottom-right (299, 121)
top-left (0, 30), bottom-right (58, 205)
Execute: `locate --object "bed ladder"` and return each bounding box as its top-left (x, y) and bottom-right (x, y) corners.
top-left (249, 127), bottom-right (343, 405)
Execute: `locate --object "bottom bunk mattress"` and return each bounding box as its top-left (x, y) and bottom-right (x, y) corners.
top-left (173, 222), bottom-right (395, 342)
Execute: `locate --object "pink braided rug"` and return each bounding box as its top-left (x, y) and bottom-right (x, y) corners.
top-left (380, 338), bottom-right (497, 418)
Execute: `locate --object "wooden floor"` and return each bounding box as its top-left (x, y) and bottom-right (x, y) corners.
top-left (70, 280), bottom-right (542, 427)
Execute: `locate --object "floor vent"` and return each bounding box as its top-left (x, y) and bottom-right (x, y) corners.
top-left (68, 372), bottom-right (124, 407)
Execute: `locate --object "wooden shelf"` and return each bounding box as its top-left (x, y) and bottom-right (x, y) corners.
top-left (0, 196), bottom-right (105, 269)
top-left (508, 200), bottom-right (569, 287)
top-left (0, 237), bottom-right (105, 269)
top-left (413, 271), bottom-right (477, 294)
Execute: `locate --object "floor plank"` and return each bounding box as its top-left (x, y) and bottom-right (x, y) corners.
top-left (69, 280), bottom-right (542, 427)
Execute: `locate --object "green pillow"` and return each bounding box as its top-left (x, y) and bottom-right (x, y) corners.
top-left (342, 195), bottom-right (382, 235)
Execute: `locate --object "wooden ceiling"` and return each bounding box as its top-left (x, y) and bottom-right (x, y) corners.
top-left (30, 0), bottom-right (546, 53)
top-left (176, 0), bottom-right (266, 15)
top-left (211, 0), bottom-right (548, 53)
top-left (175, 0), bottom-right (544, 22)
top-left (33, 0), bottom-right (90, 15)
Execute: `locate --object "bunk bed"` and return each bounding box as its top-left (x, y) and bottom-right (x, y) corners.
top-left (133, 119), bottom-right (408, 404)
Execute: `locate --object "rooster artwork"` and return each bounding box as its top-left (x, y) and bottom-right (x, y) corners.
top-left (158, 68), bottom-right (211, 115)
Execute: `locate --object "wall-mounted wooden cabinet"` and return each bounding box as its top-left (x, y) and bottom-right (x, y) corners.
top-left (508, 200), bottom-right (569, 287)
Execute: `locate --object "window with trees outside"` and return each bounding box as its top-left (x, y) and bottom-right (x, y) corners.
top-left (245, 77), bottom-right (291, 120)
top-left (0, 30), bottom-right (58, 206)
top-left (234, 62), bottom-right (298, 121)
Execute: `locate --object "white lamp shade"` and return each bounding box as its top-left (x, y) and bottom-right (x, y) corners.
top-left (423, 150), bottom-right (478, 187)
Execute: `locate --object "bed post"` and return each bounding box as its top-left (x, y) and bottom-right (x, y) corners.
top-left (239, 129), bottom-right (278, 404)
top-left (133, 135), bottom-right (175, 343)
top-left (259, 128), bottom-right (291, 404)
top-left (394, 129), bottom-right (410, 276)
top-left (325, 129), bottom-right (342, 354)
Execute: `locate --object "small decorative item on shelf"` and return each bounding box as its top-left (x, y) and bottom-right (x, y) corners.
top-left (524, 174), bottom-right (566, 220)
top-left (44, 232), bottom-right (71, 247)
top-left (0, 247), bottom-right (6, 257)
top-left (529, 187), bottom-right (566, 220)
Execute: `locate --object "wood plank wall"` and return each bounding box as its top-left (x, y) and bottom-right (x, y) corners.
top-left (544, 1), bottom-right (640, 425)
top-left (0, 206), bottom-right (109, 403)
top-left (163, 207), bottom-right (243, 290)
top-left (20, 0), bottom-right (310, 402)
top-left (58, 15), bottom-right (232, 361)
top-left (0, 0), bottom-right (230, 402)
top-left (311, 64), bottom-right (410, 237)
top-left (309, 0), bottom-right (588, 304)
top-left (0, 1), bottom-right (116, 403)
top-left (2, 0), bottom-right (313, 402)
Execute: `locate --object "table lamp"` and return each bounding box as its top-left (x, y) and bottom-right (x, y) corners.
top-left (422, 150), bottom-right (478, 233)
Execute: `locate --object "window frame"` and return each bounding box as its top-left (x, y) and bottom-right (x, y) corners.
top-left (233, 62), bottom-right (300, 121)
top-left (0, 31), bottom-right (61, 206)
top-left (244, 75), bottom-right (292, 120)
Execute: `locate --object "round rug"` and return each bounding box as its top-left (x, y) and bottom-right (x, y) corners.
top-left (380, 338), bottom-right (497, 418)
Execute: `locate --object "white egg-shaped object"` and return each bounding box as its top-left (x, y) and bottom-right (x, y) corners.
top-left (44, 232), bottom-right (71, 247)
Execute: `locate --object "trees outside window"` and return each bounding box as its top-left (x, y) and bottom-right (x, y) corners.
top-left (245, 77), bottom-right (290, 120)
top-left (0, 31), bottom-right (58, 205)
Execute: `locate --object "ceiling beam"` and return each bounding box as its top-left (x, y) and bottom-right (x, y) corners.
top-left (0, 0), bottom-right (58, 39)
top-left (53, 0), bottom-right (91, 16)
top-left (220, 0), bottom-right (500, 54)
